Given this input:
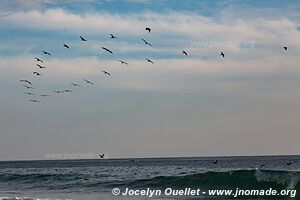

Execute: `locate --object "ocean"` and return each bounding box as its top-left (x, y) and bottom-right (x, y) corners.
top-left (0, 155), bottom-right (299, 200)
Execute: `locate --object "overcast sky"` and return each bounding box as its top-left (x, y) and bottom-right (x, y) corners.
top-left (0, 0), bottom-right (300, 160)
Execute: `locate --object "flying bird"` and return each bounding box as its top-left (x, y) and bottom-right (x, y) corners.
top-left (42, 51), bottom-right (51, 56)
top-left (23, 85), bottom-right (34, 89)
top-left (40, 94), bottom-right (50, 97)
top-left (25, 92), bottom-right (35, 96)
top-left (145, 27), bottom-right (151, 33)
top-left (182, 50), bottom-right (188, 56)
top-left (283, 46), bottom-right (288, 51)
top-left (70, 83), bottom-right (80, 87)
top-left (34, 57), bottom-right (43, 63)
top-left (117, 60), bottom-right (128, 65)
top-left (63, 43), bottom-right (70, 49)
top-left (102, 70), bottom-right (111, 76)
top-left (36, 64), bottom-right (46, 69)
top-left (146, 58), bottom-right (154, 64)
top-left (259, 164), bottom-right (265, 168)
top-left (33, 72), bottom-right (42, 76)
top-left (102, 47), bottom-right (114, 54)
top-left (141, 38), bottom-right (152, 47)
top-left (99, 154), bottom-right (105, 158)
top-left (220, 52), bottom-right (225, 58)
top-left (286, 162), bottom-right (292, 166)
top-left (213, 160), bottom-right (218, 165)
top-left (29, 99), bottom-right (39, 103)
top-left (53, 90), bottom-right (63, 94)
top-left (80, 36), bottom-right (87, 41)
top-left (83, 79), bottom-right (94, 85)
top-left (110, 34), bottom-right (117, 39)
top-left (20, 80), bottom-right (32, 85)
top-left (62, 89), bottom-right (72, 93)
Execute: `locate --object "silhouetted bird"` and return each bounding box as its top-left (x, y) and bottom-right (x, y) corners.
top-left (213, 160), bottom-right (218, 165)
top-left (99, 154), bottom-right (105, 158)
top-left (40, 94), bottom-right (50, 97)
top-left (36, 64), bottom-right (46, 69)
top-left (80, 36), bottom-right (87, 41)
top-left (63, 43), bottom-right (70, 49)
top-left (53, 90), bottom-right (63, 94)
top-left (25, 92), bottom-right (35, 96)
top-left (20, 80), bottom-right (32, 85)
top-left (29, 99), bottom-right (39, 103)
top-left (23, 85), bottom-right (34, 89)
top-left (117, 60), bottom-right (128, 65)
top-left (145, 27), bottom-right (151, 33)
top-left (102, 47), bottom-right (114, 54)
top-left (70, 83), bottom-right (80, 86)
top-left (110, 34), bottom-right (117, 39)
top-left (182, 50), bottom-right (188, 56)
top-left (141, 38), bottom-right (152, 47)
top-left (283, 46), bottom-right (288, 51)
top-left (146, 58), bottom-right (154, 64)
top-left (34, 57), bottom-right (43, 63)
top-left (259, 164), bottom-right (265, 168)
top-left (102, 70), bottom-right (111, 76)
top-left (287, 162), bottom-right (292, 166)
top-left (33, 72), bottom-right (42, 76)
top-left (62, 89), bottom-right (72, 93)
top-left (42, 51), bottom-right (51, 56)
top-left (220, 52), bottom-right (225, 58)
top-left (83, 79), bottom-right (94, 85)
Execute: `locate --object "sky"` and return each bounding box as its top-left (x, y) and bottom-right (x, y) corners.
top-left (0, 0), bottom-right (300, 160)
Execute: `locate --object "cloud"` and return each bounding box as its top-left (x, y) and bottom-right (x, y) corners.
top-left (1, 8), bottom-right (298, 40)
top-left (1, 8), bottom-right (299, 63)
top-left (1, 51), bottom-right (300, 93)
top-left (1, 3), bottom-right (300, 159)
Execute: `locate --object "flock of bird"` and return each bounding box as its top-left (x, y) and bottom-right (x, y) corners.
top-left (19, 26), bottom-right (289, 103)
top-left (20, 34), bottom-right (99, 103)
top-left (19, 28), bottom-right (160, 103)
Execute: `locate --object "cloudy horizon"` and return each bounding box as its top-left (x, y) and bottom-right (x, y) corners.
top-left (0, 0), bottom-right (300, 161)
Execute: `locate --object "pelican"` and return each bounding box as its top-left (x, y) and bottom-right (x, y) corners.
top-left (70, 83), bottom-right (80, 86)
top-left (53, 90), bottom-right (63, 94)
top-left (146, 58), bottom-right (154, 64)
top-left (141, 38), bottom-right (152, 47)
top-left (99, 154), bottom-right (105, 158)
top-left (33, 72), bottom-right (42, 76)
top-left (80, 36), bottom-right (87, 41)
top-left (29, 99), bottom-right (39, 103)
top-left (25, 92), bottom-right (35, 95)
top-left (36, 64), bottom-right (46, 69)
top-left (259, 164), bottom-right (265, 168)
top-left (145, 27), bottom-right (151, 33)
top-left (102, 70), bottom-right (111, 76)
top-left (220, 52), bottom-right (225, 58)
top-left (63, 43), bottom-right (70, 49)
top-left (117, 60), bottom-right (128, 65)
top-left (34, 57), bottom-right (43, 63)
top-left (42, 51), bottom-right (51, 56)
top-left (40, 94), bottom-right (50, 97)
top-left (110, 34), bottom-right (117, 39)
top-left (102, 47), bottom-right (114, 54)
top-left (20, 80), bottom-right (32, 85)
top-left (23, 85), bottom-right (34, 89)
top-left (83, 79), bottom-right (94, 85)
